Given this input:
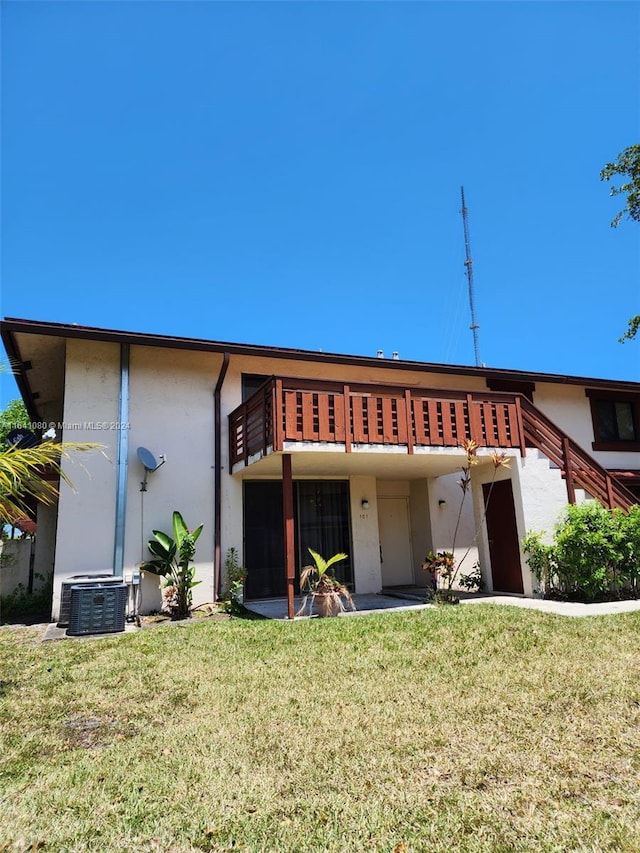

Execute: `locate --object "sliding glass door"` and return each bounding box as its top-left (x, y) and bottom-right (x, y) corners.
top-left (295, 481), bottom-right (351, 588)
top-left (243, 480), bottom-right (352, 599)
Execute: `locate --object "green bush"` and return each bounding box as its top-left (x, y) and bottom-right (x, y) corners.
top-left (523, 502), bottom-right (640, 601)
top-left (0, 571), bottom-right (53, 620)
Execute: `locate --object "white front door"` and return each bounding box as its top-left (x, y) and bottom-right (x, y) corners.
top-left (378, 497), bottom-right (414, 586)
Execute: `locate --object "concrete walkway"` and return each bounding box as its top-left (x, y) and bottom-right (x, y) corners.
top-left (244, 592), bottom-right (640, 620)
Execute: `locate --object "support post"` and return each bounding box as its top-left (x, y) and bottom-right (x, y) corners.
top-left (214, 352), bottom-right (230, 602)
top-left (282, 453), bottom-right (295, 619)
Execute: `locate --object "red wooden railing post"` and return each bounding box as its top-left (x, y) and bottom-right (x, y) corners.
top-left (405, 389), bottom-right (414, 454)
top-left (466, 394), bottom-right (478, 444)
top-left (562, 436), bottom-right (576, 504)
top-left (343, 385), bottom-right (351, 452)
top-left (282, 453), bottom-right (295, 620)
top-left (274, 378), bottom-right (283, 451)
top-left (228, 415), bottom-right (236, 473)
top-left (606, 474), bottom-right (615, 510)
top-left (515, 395), bottom-right (526, 458)
top-left (243, 403), bottom-right (249, 467)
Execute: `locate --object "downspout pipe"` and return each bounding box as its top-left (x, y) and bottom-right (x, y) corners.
top-left (214, 352), bottom-right (230, 601)
top-left (113, 343), bottom-right (130, 577)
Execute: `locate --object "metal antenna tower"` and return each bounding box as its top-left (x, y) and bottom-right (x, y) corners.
top-left (460, 186), bottom-right (481, 367)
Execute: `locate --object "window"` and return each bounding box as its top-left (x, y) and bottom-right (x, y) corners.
top-left (586, 389), bottom-right (640, 451)
top-left (242, 374), bottom-right (270, 402)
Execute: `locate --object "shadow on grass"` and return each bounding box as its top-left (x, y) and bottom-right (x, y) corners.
top-left (229, 604), bottom-right (267, 620)
top-left (0, 609), bottom-right (51, 627)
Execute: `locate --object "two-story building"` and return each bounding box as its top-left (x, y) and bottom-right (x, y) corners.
top-left (2, 317), bottom-right (638, 620)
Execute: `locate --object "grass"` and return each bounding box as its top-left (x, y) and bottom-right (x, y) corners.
top-left (1, 606), bottom-right (640, 852)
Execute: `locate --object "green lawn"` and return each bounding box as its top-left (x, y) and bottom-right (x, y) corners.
top-left (1, 606), bottom-right (639, 852)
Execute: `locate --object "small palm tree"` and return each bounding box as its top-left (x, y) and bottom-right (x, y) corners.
top-left (298, 548), bottom-right (355, 617)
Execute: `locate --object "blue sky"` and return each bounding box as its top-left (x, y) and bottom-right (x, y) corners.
top-left (1, 1), bottom-right (638, 407)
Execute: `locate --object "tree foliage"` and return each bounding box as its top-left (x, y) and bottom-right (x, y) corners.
top-left (619, 315), bottom-right (639, 344)
top-left (0, 399), bottom-right (30, 445)
top-left (600, 143), bottom-right (640, 227)
top-left (600, 146), bottom-right (640, 344)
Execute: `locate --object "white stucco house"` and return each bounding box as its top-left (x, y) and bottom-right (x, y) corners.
top-left (2, 317), bottom-right (639, 620)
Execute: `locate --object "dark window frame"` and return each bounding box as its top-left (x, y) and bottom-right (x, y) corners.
top-left (586, 389), bottom-right (640, 451)
top-left (242, 479), bottom-right (353, 600)
top-left (241, 373), bottom-right (271, 402)
top-left (486, 378), bottom-right (536, 402)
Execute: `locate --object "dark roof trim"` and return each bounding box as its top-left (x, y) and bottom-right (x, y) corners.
top-left (0, 327), bottom-right (41, 422)
top-left (2, 316), bottom-right (640, 392)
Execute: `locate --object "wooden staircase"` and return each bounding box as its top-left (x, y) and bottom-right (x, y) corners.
top-left (519, 397), bottom-right (637, 512)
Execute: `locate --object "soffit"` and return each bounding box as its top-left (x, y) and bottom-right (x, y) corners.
top-left (9, 332), bottom-right (66, 424)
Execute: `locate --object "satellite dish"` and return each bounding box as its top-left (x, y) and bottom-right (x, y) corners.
top-left (137, 446), bottom-right (158, 472)
top-left (137, 446), bottom-right (166, 492)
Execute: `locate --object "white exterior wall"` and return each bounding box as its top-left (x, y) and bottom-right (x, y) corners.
top-left (126, 346), bottom-right (222, 611)
top-left (349, 475), bottom-right (381, 593)
top-left (219, 359), bottom-right (243, 576)
top-left (52, 340), bottom-right (223, 619)
top-left (535, 383), bottom-right (640, 471)
top-left (33, 503), bottom-right (58, 583)
top-left (53, 340), bottom-right (120, 619)
top-left (0, 539), bottom-right (33, 597)
top-left (409, 479), bottom-right (432, 581)
top-left (429, 471), bottom-right (479, 585)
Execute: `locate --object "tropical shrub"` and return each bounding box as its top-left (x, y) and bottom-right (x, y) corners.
top-left (141, 511), bottom-right (203, 617)
top-left (0, 571), bottom-right (53, 620)
top-left (459, 562), bottom-right (485, 592)
top-left (221, 547), bottom-right (246, 614)
top-left (523, 502), bottom-right (640, 601)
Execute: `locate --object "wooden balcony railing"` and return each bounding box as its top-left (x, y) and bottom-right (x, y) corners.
top-left (229, 377), bottom-right (525, 467)
top-left (229, 376), bottom-right (637, 512)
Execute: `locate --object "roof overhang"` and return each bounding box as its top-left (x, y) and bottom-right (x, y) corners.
top-left (2, 317), bottom-right (640, 422)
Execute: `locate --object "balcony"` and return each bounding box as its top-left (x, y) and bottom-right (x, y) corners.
top-left (229, 377), bottom-right (526, 471)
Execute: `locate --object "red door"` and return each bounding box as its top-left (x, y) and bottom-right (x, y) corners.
top-left (483, 479), bottom-right (524, 594)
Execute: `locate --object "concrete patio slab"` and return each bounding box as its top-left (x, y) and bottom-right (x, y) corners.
top-left (244, 594), bottom-right (431, 620)
top-left (42, 621), bottom-right (140, 641)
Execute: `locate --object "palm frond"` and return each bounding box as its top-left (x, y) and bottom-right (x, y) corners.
top-left (0, 441), bottom-right (104, 525)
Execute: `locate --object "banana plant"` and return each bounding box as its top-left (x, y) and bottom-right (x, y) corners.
top-left (141, 511), bottom-right (203, 617)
